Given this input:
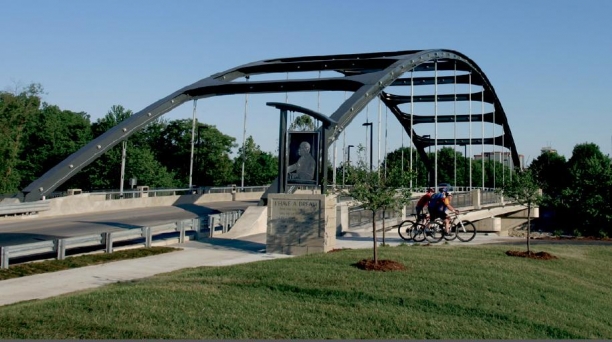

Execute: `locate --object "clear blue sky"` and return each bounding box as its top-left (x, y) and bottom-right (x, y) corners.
top-left (2, 0), bottom-right (611, 168)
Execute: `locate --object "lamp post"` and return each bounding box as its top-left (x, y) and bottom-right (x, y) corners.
top-left (463, 144), bottom-right (472, 190)
top-left (423, 134), bottom-right (431, 186)
top-left (362, 122), bottom-right (373, 171)
top-left (347, 144), bottom-right (355, 166)
top-left (345, 144), bottom-right (355, 186)
top-left (119, 140), bottom-right (126, 198)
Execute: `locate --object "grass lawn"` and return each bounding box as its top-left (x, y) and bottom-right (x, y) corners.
top-left (0, 243), bottom-right (610, 339)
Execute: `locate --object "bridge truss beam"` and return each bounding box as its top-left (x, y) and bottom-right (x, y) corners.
top-left (21, 49), bottom-right (519, 202)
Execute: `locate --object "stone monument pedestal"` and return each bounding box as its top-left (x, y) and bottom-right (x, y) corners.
top-left (266, 194), bottom-right (336, 255)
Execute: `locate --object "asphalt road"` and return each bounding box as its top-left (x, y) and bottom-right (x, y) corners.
top-left (0, 201), bottom-right (259, 247)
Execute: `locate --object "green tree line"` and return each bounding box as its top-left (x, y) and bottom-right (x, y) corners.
top-left (0, 85), bottom-right (279, 195)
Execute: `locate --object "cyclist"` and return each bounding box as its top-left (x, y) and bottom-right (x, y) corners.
top-left (427, 187), bottom-right (459, 235)
top-left (414, 187), bottom-right (434, 223)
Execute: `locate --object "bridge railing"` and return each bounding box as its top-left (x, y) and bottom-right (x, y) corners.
top-left (207, 210), bottom-right (245, 237)
top-left (481, 189), bottom-right (502, 205)
top-left (348, 189), bottom-right (507, 229)
top-left (0, 208), bottom-right (247, 269)
top-left (348, 206), bottom-right (403, 228)
top-left (47, 185), bottom-right (271, 201)
top-left (0, 200), bottom-right (51, 217)
top-left (0, 218), bottom-right (201, 269)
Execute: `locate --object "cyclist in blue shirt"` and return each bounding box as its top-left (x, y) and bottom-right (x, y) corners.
top-left (428, 187), bottom-right (459, 235)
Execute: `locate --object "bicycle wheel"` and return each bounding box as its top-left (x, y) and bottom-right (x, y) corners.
top-left (455, 220), bottom-right (477, 242)
top-left (425, 221), bottom-right (444, 243)
top-left (397, 220), bottom-right (416, 241)
top-left (443, 224), bottom-right (457, 241)
top-left (410, 223), bottom-right (427, 242)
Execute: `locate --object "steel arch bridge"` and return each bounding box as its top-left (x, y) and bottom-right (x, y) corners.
top-left (21, 49), bottom-right (519, 202)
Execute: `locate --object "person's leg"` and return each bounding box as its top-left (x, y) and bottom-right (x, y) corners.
top-left (426, 211), bottom-right (434, 228)
top-left (441, 212), bottom-right (450, 234)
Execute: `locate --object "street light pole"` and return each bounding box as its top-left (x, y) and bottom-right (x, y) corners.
top-left (119, 140), bottom-right (126, 198)
top-left (347, 144), bottom-right (355, 167)
top-left (362, 122), bottom-right (373, 171)
top-left (423, 134), bottom-right (431, 187)
top-left (464, 144), bottom-right (468, 189)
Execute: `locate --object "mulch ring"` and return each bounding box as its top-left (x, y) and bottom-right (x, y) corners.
top-left (352, 259), bottom-right (407, 271)
top-left (505, 250), bottom-right (558, 260)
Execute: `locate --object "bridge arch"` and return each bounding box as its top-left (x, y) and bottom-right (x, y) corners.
top-left (22, 49), bottom-right (519, 202)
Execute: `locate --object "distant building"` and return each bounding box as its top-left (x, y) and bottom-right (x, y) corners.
top-left (474, 151), bottom-right (524, 169)
top-left (541, 146), bottom-right (557, 154)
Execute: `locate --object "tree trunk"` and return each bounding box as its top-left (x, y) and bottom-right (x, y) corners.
top-left (526, 204), bottom-right (531, 254)
top-left (372, 211), bottom-right (378, 264)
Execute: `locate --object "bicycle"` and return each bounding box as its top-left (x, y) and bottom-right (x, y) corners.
top-left (397, 213), bottom-right (429, 242)
top-left (420, 212), bottom-right (477, 243)
top-left (448, 212), bottom-right (477, 242)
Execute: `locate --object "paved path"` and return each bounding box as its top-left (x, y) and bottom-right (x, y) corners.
top-left (0, 229), bottom-right (519, 307)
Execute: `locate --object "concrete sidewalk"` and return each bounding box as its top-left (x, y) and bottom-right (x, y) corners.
top-left (0, 231), bottom-right (519, 307)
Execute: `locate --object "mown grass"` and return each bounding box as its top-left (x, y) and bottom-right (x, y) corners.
top-left (0, 243), bottom-right (610, 339)
top-left (0, 247), bottom-right (179, 280)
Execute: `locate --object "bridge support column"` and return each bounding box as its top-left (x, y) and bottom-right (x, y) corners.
top-left (471, 189), bottom-right (481, 209)
top-left (336, 202), bottom-right (349, 236)
top-left (473, 217), bottom-right (501, 233)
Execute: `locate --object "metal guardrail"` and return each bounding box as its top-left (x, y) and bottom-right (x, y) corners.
top-left (0, 209), bottom-right (247, 269)
top-left (207, 210), bottom-right (244, 237)
top-left (0, 218), bottom-right (200, 269)
top-left (349, 207), bottom-right (403, 228)
top-left (0, 200), bottom-right (50, 216)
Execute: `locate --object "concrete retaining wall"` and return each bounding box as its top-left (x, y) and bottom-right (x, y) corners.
top-left (216, 206), bottom-right (267, 239)
top-left (234, 192), bottom-right (265, 201)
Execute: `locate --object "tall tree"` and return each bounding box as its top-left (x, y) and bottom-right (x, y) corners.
top-left (557, 143), bottom-right (612, 236)
top-left (289, 115), bottom-right (316, 131)
top-left (232, 136), bottom-right (278, 186)
top-left (434, 147), bottom-right (464, 185)
top-left (0, 84), bottom-right (43, 194)
top-left (153, 118), bottom-right (195, 185)
top-left (529, 150), bottom-right (567, 198)
top-left (194, 123), bottom-right (237, 186)
top-left (21, 103), bottom-right (93, 191)
top-left (84, 105), bottom-right (176, 190)
top-left (383, 146), bottom-right (426, 188)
